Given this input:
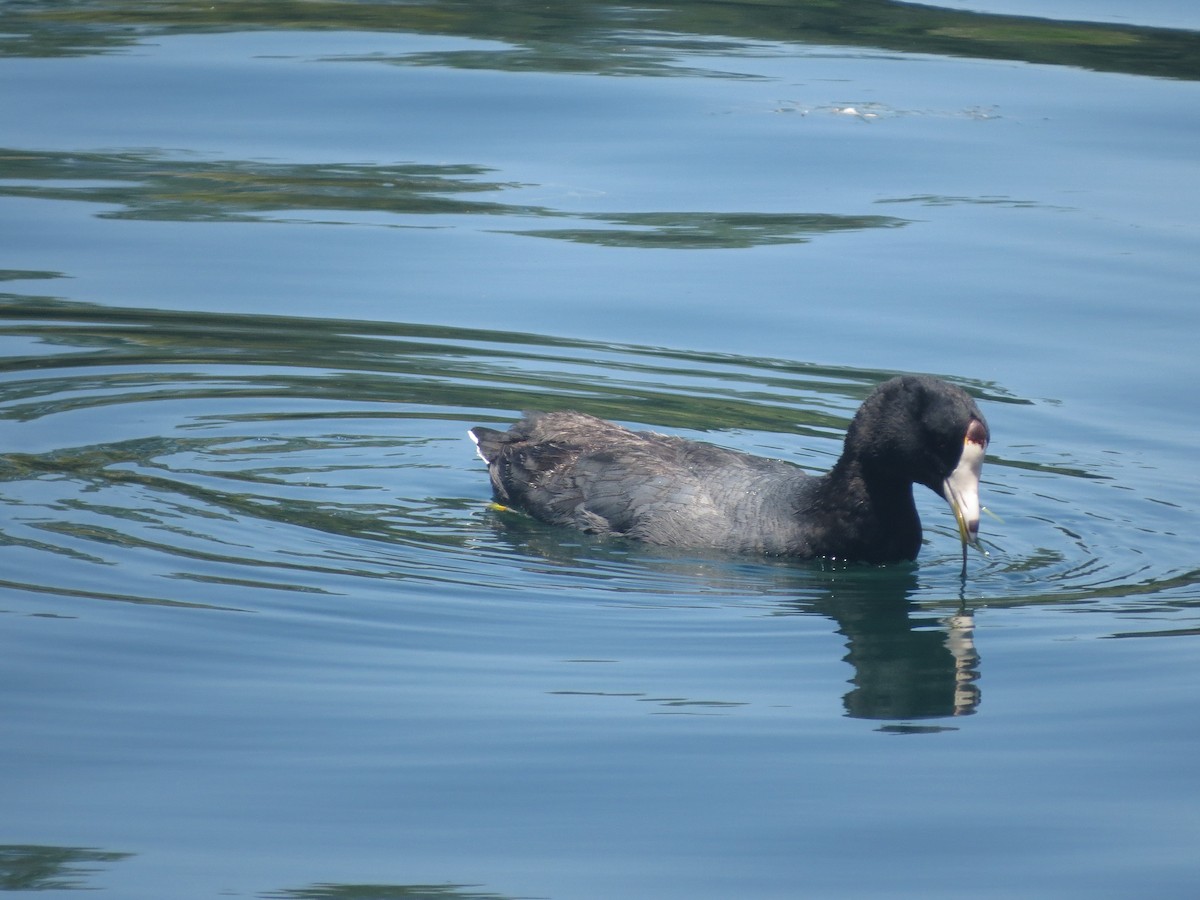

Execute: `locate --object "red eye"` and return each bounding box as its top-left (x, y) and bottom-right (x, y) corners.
top-left (965, 418), bottom-right (988, 447)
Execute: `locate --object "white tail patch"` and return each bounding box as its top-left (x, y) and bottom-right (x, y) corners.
top-left (467, 428), bottom-right (488, 463)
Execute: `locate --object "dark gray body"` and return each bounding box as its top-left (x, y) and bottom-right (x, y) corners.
top-left (469, 376), bottom-right (988, 564)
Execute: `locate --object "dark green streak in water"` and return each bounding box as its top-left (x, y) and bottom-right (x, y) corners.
top-left (0, 295), bottom-right (1017, 436)
top-left (0, 149), bottom-right (908, 250)
top-left (3, 0), bottom-right (1197, 81)
top-left (0, 844), bottom-right (133, 892)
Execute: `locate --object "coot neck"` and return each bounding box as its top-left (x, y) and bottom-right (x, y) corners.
top-left (813, 456), bottom-right (924, 563)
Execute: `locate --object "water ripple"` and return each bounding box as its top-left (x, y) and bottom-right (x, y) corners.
top-left (1, 298), bottom-right (1194, 617)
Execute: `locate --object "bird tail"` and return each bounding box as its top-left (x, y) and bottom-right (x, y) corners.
top-left (467, 426), bottom-right (505, 463)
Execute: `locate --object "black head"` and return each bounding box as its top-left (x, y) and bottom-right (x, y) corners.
top-left (843, 375), bottom-right (990, 532)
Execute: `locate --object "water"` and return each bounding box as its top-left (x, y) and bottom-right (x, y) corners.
top-left (2, 3), bottom-right (1199, 898)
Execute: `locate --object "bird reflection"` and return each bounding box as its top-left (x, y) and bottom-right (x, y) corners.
top-left (797, 567), bottom-right (980, 722)
top-left (478, 513), bottom-right (982, 723)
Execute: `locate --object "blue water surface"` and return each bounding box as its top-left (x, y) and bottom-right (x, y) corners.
top-left (1, 2), bottom-right (1198, 898)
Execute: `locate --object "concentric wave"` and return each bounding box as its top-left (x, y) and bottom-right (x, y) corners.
top-left (1, 297), bottom-right (1193, 615)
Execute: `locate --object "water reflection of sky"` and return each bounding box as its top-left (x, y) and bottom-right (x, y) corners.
top-left (2, 3), bottom-right (1200, 899)
top-left (922, 0), bottom-right (1200, 31)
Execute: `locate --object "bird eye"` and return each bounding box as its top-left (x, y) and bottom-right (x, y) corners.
top-left (966, 419), bottom-right (988, 447)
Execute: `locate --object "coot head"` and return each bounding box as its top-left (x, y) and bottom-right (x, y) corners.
top-left (843, 375), bottom-right (990, 551)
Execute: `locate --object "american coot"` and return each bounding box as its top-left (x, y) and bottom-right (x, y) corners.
top-left (469, 375), bottom-right (989, 566)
